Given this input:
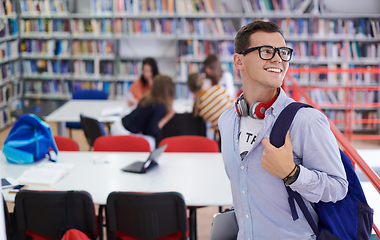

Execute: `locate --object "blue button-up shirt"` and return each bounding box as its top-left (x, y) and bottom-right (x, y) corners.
top-left (218, 88), bottom-right (348, 240)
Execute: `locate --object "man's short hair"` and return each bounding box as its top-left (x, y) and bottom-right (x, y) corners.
top-left (234, 20), bottom-right (284, 54)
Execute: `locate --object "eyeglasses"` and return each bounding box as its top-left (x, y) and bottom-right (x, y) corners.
top-left (239, 45), bottom-right (293, 62)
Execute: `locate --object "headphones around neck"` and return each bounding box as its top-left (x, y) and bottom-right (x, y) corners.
top-left (235, 89), bottom-right (279, 119)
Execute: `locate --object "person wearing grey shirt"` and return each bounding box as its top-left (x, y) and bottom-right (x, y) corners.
top-left (218, 20), bottom-right (348, 239)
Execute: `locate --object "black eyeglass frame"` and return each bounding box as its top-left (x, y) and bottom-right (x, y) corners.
top-left (238, 45), bottom-right (294, 62)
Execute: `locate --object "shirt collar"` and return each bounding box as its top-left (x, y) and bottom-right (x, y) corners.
top-left (267, 88), bottom-right (291, 117)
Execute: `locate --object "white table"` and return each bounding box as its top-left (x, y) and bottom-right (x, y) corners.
top-left (3, 149), bottom-right (380, 238)
top-left (1, 151), bottom-right (232, 240)
top-left (44, 99), bottom-right (194, 136)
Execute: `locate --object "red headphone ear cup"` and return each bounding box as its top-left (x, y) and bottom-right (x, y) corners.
top-left (254, 102), bottom-right (267, 119)
top-left (250, 102), bottom-right (266, 119)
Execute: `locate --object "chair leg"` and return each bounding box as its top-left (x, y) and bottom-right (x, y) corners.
top-left (98, 205), bottom-right (104, 240)
top-left (189, 207), bottom-right (197, 240)
top-left (219, 206), bottom-right (223, 212)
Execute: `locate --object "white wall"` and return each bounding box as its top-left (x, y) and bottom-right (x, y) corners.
top-left (119, 39), bottom-right (177, 77)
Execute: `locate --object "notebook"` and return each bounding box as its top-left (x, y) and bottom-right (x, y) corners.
top-left (16, 162), bottom-right (75, 187)
top-left (121, 144), bottom-right (168, 174)
top-left (209, 209), bottom-right (238, 240)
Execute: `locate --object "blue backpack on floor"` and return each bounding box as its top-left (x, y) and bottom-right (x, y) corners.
top-left (270, 102), bottom-right (374, 240)
top-left (3, 114), bottom-right (58, 164)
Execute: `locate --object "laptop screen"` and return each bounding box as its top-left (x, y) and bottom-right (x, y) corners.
top-left (143, 144), bottom-right (168, 169)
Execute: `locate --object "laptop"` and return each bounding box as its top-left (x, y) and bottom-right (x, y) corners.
top-left (209, 209), bottom-right (238, 240)
top-left (121, 144), bottom-right (168, 174)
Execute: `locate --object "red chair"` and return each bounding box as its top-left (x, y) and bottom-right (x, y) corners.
top-left (93, 135), bottom-right (150, 152)
top-left (158, 135), bottom-right (219, 152)
top-left (53, 135), bottom-right (79, 151)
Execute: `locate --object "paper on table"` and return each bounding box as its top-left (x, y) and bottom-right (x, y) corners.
top-left (38, 162), bottom-right (75, 176)
top-left (99, 106), bottom-right (125, 117)
top-left (17, 162), bottom-right (75, 187)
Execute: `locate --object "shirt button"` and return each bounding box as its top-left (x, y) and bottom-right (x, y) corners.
top-left (273, 112), bottom-right (277, 116)
top-left (241, 166), bottom-right (244, 170)
top-left (242, 190), bottom-right (246, 194)
top-left (246, 214), bottom-right (249, 218)
top-left (236, 139), bottom-right (238, 143)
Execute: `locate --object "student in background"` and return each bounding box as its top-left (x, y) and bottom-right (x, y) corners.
top-left (187, 72), bottom-right (234, 141)
top-left (111, 75), bottom-right (175, 150)
top-left (127, 57), bottom-right (159, 106)
top-left (203, 54), bottom-right (236, 98)
top-left (218, 20), bottom-right (347, 239)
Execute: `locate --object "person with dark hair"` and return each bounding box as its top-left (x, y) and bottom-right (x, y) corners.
top-left (203, 54), bottom-right (235, 98)
top-left (112, 75), bottom-right (175, 150)
top-left (218, 20), bottom-right (348, 239)
top-left (127, 57), bottom-right (159, 106)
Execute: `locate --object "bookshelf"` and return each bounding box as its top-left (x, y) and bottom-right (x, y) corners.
top-left (286, 67), bottom-right (380, 136)
top-left (10, 0), bottom-right (380, 134)
top-left (0, 0), bottom-right (21, 130)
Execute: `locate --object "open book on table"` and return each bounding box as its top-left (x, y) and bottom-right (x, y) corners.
top-left (17, 162), bottom-right (75, 187)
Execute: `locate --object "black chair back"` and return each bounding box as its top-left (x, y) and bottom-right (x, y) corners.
top-left (3, 194), bottom-right (16, 240)
top-left (14, 190), bottom-right (97, 240)
top-left (106, 191), bottom-right (187, 240)
top-left (156, 113), bottom-right (206, 145)
top-left (80, 114), bottom-right (106, 150)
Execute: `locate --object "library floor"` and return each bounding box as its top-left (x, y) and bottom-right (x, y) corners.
top-left (2, 122), bottom-right (380, 240)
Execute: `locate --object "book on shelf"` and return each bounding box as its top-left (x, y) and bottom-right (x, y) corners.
top-left (91, 0), bottom-right (112, 13)
top-left (293, 0), bottom-right (311, 13)
top-left (0, 18), bottom-right (18, 38)
top-left (0, 0), bottom-right (14, 16)
top-left (20, 0), bottom-right (68, 15)
top-left (0, 106), bottom-right (12, 128)
top-left (17, 162), bottom-right (75, 187)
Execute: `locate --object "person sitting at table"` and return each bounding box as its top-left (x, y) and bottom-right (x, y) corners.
top-left (127, 57), bottom-right (160, 106)
top-left (187, 72), bottom-right (234, 138)
top-left (111, 74), bottom-right (176, 150)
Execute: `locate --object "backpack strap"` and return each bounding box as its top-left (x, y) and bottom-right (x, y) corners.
top-left (270, 102), bottom-right (312, 148)
top-left (270, 102), bottom-right (320, 236)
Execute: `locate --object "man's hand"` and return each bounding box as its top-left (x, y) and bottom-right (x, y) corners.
top-left (261, 132), bottom-right (296, 179)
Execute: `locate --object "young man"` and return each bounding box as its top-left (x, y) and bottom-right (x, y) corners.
top-left (218, 20), bottom-right (348, 239)
top-left (203, 54), bottom-right (236, 98)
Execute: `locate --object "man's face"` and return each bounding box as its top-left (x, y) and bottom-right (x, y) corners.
top-left (238, 31), bottom-right (289, 91)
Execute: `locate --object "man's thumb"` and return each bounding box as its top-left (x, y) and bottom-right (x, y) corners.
top-left (284, 131), bottom-right (292, 147)
top-left (261, 138), bottom-right (270, 147)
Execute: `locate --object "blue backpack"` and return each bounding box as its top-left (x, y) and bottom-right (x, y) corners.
top-left (270, 102), bottom-right (374, 240)
top-left (3, 114), bottom-right (58, 164)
